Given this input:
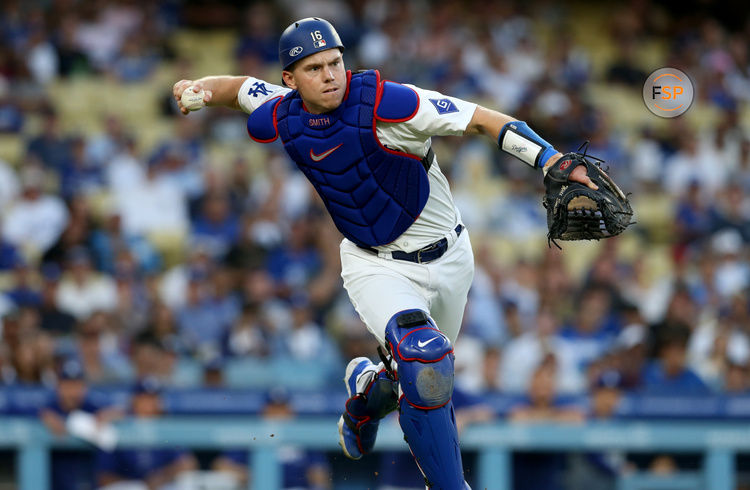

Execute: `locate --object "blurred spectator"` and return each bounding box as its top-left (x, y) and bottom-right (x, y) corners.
top-left (234, 4), bottom-right (279, 64)
top-left (509, 360), bottom-right (585, 423)
top-left (711, 229), bottom-right (750, 298)
top-left (710, 181), bottom-right (750, 242)
top-left (0, 234), bottom-right (22, 271)
top-left (266, 217), bottom-right (322, 298)
top-left (90, 209), bottom-right (162, 275)
top-left (724, 361), bottom-right (750, 394)
top-left (190, 191), bottom-right (240, 259)
top-left (74, 312), bottom-right (132, 385)
top-left (558, 288), bottom-right (620, 390)
top-left (501, 308), bottom-right (582, 394)
top-left (0, 76), bottom-right (24, 132)
top-left (611, 322), bottom-right (648, 389)
top-left (55, 247), bottom-right (117, 321)
top-left (40, 359), bottom-right (120, 490)
top-left (26, 111), bottom-right (71, 172)
top-left (202, 356), bottom-right (224, 388)
top-left (58, 136), bottom-right (103, 199)
top-left (55, 14), bottom-right (92, 77)
top-left (279, 295), bottom-right (330, 361)
top-left (2, 165), bottom-right (69, 257)
top-left (5, 258), bottom-right (42, 307)
top-left (176, 269), bottom-right (233, 357)
top-left (0, 157), bottom-right (20, 210)
top-left (42, 194), bottom-right (94, 265)
top-left (38, 263), bottom-right (77, 335)
top-left (212, 388), bottom-right (331, 489)
top-left (115, 155), bottom-right (189, 237)
top-left (509, 361), bottom-right (584, 490)
top-left (674, 180), bottom-right (714, 255)
top-left (86, 115), bottom-right (127, 168)
top-left (225, 302), bottom-right (271, 358)
top-left (665, 132), bottom-right (728, 198)
top-left (643, 323), bottom-right (710, 394)
top-left (129, 331), bottom-right (167, 382)
top-left (605, 38), bottom-right (647, 87)
top-left (151, 118), bottom-right (205, 198)
top-left (8, 326), bottom-right (55, 386)
top-left (95, 378), bottom-right (197, 490)
top-left (689, 297), bottom-right (750, 390)
top-left (566, 371), bottom-right (629, 490)
top-left (106, 135), bottom-right (146, 195)
top-left (112, 37), bottom-right (157, 82)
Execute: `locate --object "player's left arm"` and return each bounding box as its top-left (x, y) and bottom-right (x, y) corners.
top-left (465, 105), bottom-right (597, 189)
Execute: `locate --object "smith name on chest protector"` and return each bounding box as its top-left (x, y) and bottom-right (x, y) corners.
top-left (246, 70), bottom-right (432, 248)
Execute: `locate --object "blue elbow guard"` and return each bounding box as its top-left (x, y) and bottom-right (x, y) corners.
top-left (498, 120), bottom-right (557, 169)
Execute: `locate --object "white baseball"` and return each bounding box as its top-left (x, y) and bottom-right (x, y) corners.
top-left (181, 86), bottom-right (205, 111)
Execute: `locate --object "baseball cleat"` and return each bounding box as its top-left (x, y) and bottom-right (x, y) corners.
top-left (338, 357), bottom-right (382, 460)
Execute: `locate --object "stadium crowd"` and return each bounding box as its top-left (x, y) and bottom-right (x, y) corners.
top-left (0, 0), bottom-right (749, 488)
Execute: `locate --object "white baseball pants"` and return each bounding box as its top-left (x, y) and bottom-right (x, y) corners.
top-left (340, 229), bottom-right (474, 345)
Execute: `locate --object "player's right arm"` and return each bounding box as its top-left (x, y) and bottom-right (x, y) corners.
top-left (173, 76), bottom-right (248, 114)
top-left (173, 76), bottom-right (289, 115)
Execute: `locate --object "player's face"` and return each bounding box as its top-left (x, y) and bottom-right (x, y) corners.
top-left (283, 49), bottom-right (346, 114)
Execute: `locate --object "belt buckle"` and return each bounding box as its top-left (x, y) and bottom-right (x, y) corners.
top-left (416, 241), bottom-right (440, 264)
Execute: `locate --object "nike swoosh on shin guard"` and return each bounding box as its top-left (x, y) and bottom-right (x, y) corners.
top-left (417, 337), bottom-right (439, 348)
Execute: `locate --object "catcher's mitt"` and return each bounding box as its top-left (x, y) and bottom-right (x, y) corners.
top-left (543, 142), bottom-right (633, 246)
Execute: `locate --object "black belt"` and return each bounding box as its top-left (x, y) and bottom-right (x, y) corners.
top-left (421, 147), bottom-right (435, 172)
top-left (360, 224), bottom-right (464, 264)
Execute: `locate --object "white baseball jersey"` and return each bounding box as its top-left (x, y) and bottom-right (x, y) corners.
top-left (237, 76), bottom-right (477, 253)
top-left (238, 75), bottom-right (477, 343)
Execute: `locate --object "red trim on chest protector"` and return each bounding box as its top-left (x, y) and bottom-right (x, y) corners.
top-left (248, 95), bottom-right (283, 143)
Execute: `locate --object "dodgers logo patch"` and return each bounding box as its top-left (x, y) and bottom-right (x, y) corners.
top-left (248, 81), bottom-right (270, 98)
top-left (429, 98), bottom-right (458, 115)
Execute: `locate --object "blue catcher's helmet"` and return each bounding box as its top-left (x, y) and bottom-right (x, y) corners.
top-left (279, 17), bottom-right (344, 71)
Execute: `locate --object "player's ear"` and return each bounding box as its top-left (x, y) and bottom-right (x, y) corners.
top-left (282, 70), bottom-right (297, 90)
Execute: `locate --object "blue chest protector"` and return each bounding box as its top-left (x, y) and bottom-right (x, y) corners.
top-left (246, 70), bottom-right (430, 248)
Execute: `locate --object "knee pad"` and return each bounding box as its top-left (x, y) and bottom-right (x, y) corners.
top-left (385, 309), bottom-right (455, 408)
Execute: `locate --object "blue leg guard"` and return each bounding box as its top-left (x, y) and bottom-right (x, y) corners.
top-left (385, 309), bottom-right (466, 489)
top-left (338, 357), bottom-right (398, 460)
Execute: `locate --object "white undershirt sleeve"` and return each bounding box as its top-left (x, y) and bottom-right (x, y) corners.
top-left (237, 77), bottom-right (291, 114)
top-left (400, 85), bottom-right (478, 137)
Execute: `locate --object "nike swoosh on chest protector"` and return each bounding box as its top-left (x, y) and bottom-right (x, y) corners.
top-left (417, 337), bottom-right (440, 348)
top-left (310, 143), bottom-right (343, 162)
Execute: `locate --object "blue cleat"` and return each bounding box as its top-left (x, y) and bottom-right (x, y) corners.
top-left (338, 356), bottom-right (397, 460)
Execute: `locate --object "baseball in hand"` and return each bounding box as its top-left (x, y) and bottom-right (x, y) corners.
top-left (181, 86), bottom-right (205, 111)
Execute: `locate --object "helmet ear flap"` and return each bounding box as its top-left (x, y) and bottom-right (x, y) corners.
top-left (278, 17), bottom-right (345, 71)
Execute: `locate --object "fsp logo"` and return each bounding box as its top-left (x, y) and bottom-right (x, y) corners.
top-left (642, 67), bottom-right (694, 118)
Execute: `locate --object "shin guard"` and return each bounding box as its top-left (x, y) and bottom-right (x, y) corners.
top-left (385, 309), bottom-right (465, 489)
